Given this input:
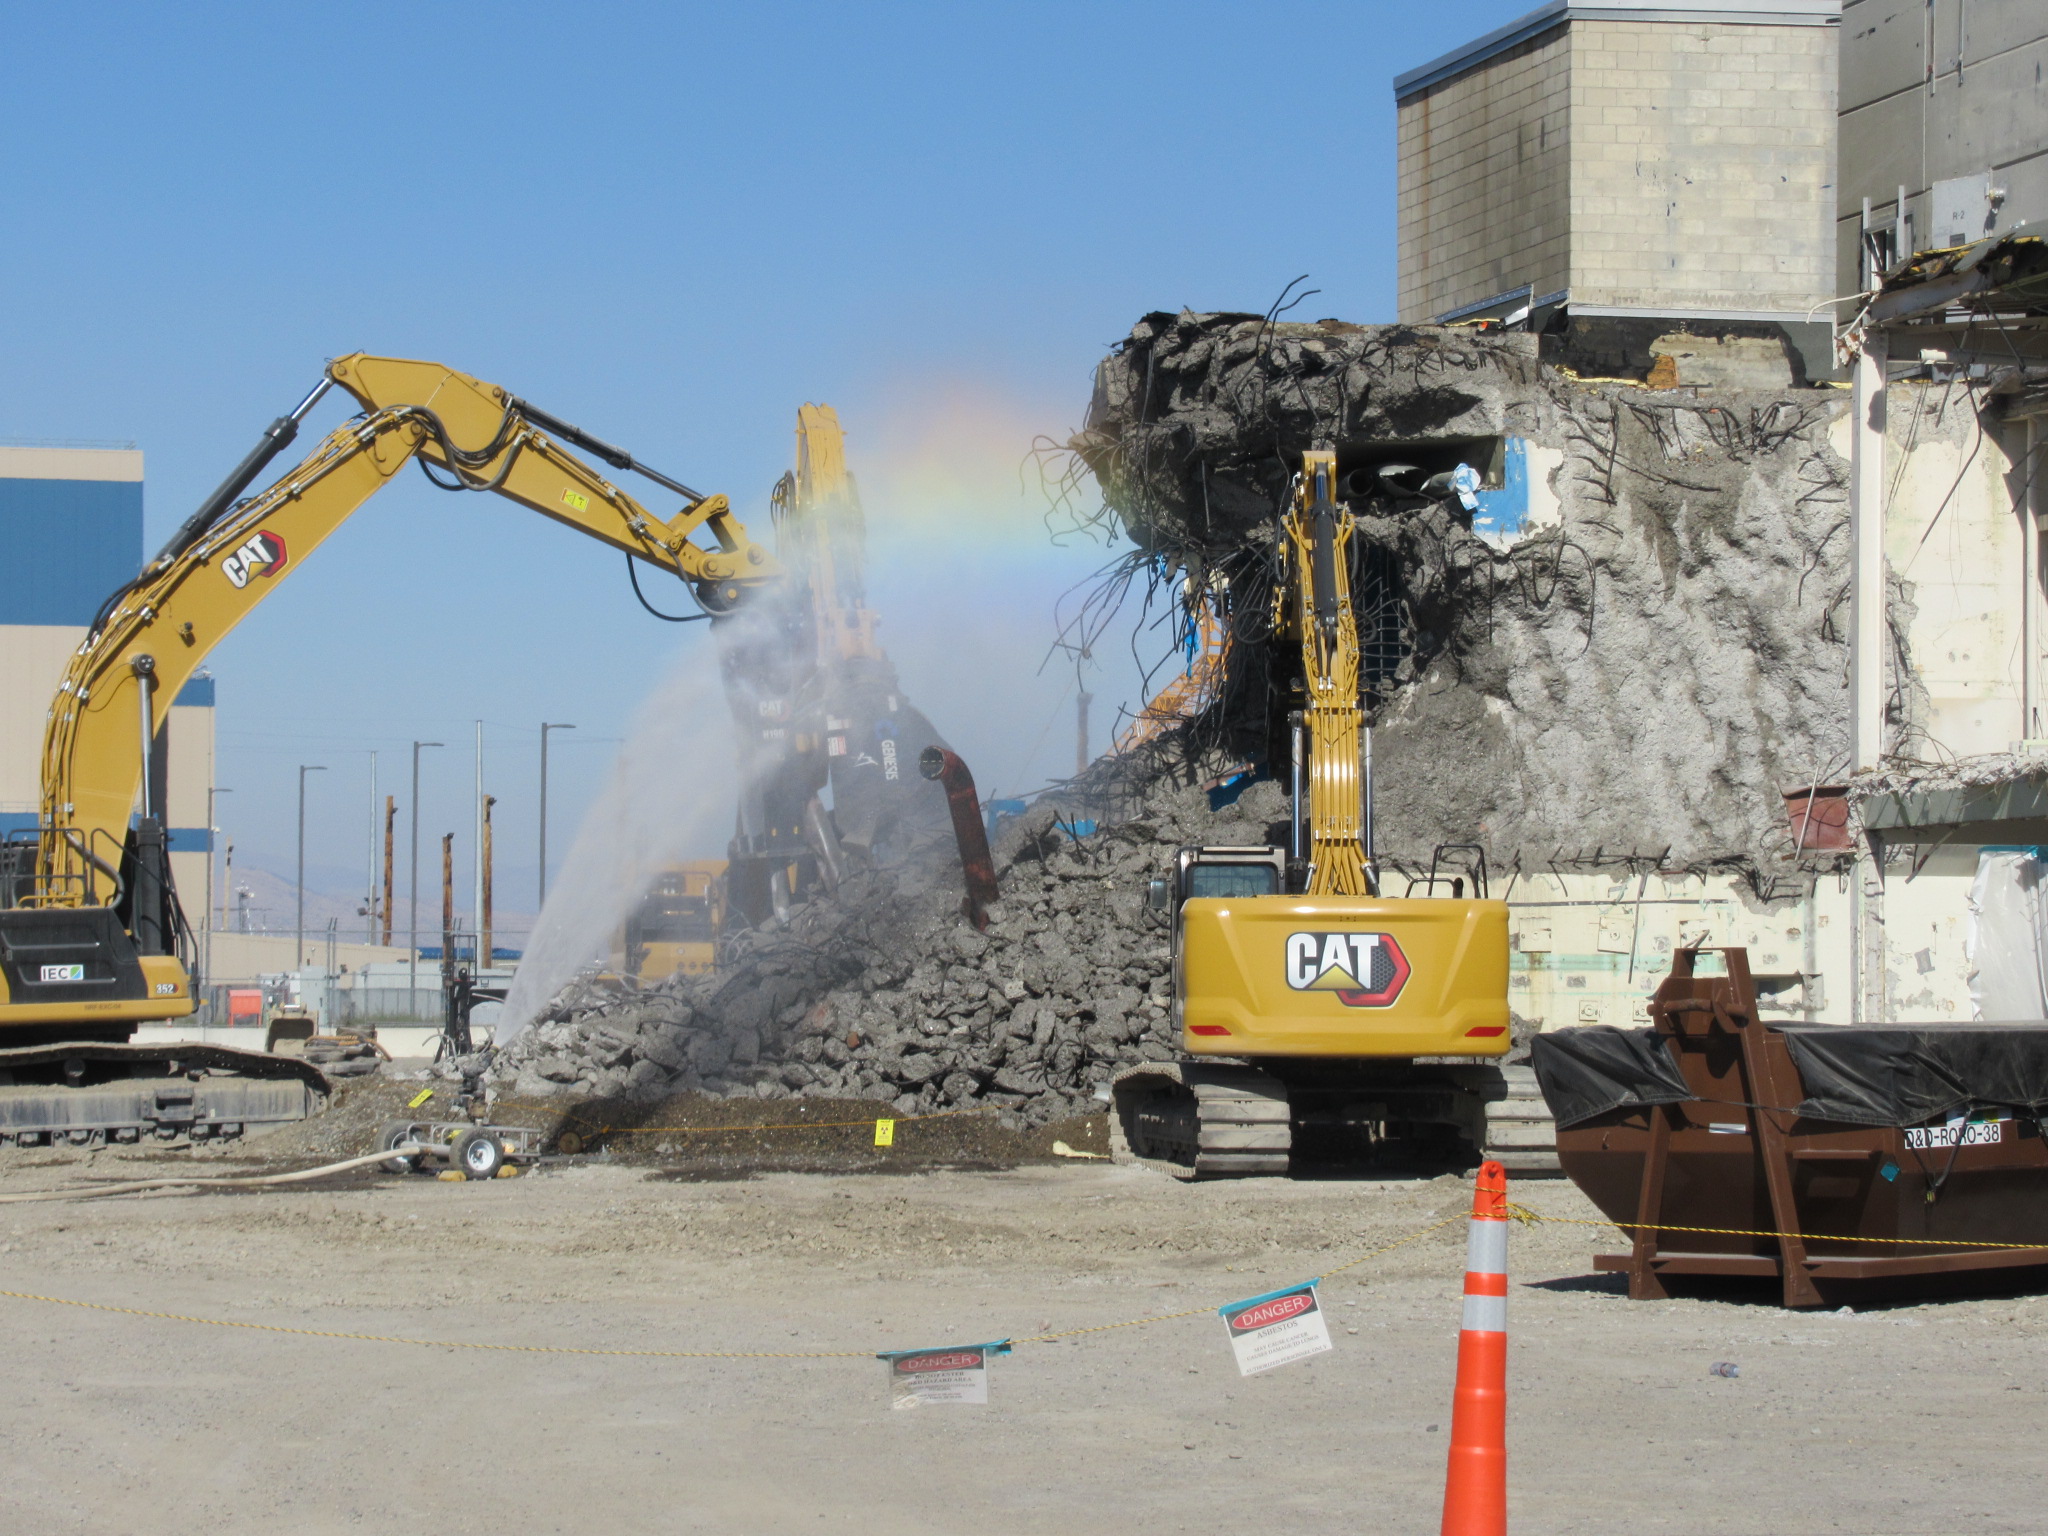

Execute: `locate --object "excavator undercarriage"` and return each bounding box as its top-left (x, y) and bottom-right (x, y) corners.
top-left (1109, 1059), bottom-right (1557, 1179)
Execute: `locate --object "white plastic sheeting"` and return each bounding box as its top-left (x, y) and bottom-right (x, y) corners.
top-left (1965, 848), bottom-right (2048, 1021)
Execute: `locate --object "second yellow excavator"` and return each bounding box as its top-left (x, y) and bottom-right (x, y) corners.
top-left (1111, 451), bottom-right (1550, 1176)
top-left (0, 355), bottom-right (779, 1146)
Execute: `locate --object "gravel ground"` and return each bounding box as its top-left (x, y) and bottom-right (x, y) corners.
top-left (225, 1076), bottom-right (1116, 1175)
top-left (0, 1141), bottom-right (2043, 1535)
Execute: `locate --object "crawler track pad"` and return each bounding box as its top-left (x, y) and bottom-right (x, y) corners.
top-left (1109, 1062), bottom-right (1290, 1179)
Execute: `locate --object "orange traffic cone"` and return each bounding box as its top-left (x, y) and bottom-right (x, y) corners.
top-left (1440, 1158), bottom-right (1508, 1536)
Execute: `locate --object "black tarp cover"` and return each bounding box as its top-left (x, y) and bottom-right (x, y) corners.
top-left (1532, 1024), bottom-right (2048, 1130)
top-left (1777, 1026), bottom-right (2048, 1128)
top-left (1530, 1028), bottom-right (1692, 1129)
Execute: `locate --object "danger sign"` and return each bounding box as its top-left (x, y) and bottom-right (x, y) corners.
top-left (1218, 1281), bottom-right (1332, 1376)
top-left (877, 1341), bottom-right (1010, 1408)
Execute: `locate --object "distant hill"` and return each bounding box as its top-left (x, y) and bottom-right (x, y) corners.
top-left (214, 863), bottom-right (540, 948)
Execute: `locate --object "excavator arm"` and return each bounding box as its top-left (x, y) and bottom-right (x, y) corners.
top-left (1275, 450), bottom-right (1370, 897)
top-left (34, 354), bottom-right (779, 909)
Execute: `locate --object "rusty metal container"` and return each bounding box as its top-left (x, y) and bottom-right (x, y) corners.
top-left (1531, 948), bottom-right (2048, 1308)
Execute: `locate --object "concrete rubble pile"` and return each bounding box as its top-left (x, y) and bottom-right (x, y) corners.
top-left (492, 312), bottom-right (1868, 1119)
top-left (490, 775), bottom-right (1291, 1122)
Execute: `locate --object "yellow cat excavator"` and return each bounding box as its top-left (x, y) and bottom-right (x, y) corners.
top-left (1110, 451), bottom-right (1551, 1177)
top-left (0, 355), bottom-right (778, 1146)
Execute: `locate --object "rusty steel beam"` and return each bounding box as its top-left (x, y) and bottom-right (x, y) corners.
top-left (919, 747), bottom-right (1000, 930)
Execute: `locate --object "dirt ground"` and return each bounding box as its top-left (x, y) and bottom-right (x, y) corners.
top-left (2, 1094), bottom-right (2044, 1535)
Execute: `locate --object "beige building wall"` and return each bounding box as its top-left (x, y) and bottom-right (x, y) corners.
top-left (0, 625), bottom-right (81, 814)
top-left (167, 696), bottom-right (215, 930)
top-left (0, 446), bottom-right (141, 484)
top-left (205, 932), bottom-right (411, 983)
top-left (1396, 29), bottom-right (1571, 324)
top-left (1821, 383), bottom-right (2034, 762)
top-left (1566, 19), bottom-right (1836, 315)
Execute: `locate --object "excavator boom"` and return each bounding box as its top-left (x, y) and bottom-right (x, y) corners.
top-left (33, 355), bottom-right (777, 914)
top-left (0, 356), bottom-right (778, 1146)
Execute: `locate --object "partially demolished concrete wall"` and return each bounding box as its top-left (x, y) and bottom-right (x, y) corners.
top-left (1072, 311), bottom-right (1863, 877)
top-left (493, 312), bottom-right (1883, 1113)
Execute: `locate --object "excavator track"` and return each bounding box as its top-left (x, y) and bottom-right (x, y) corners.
top-left (0, 1042), bottom-right (328, 1148)
top-left (1108, 1062), bottom-right (1292, 1179)
top-left (1454, 1061), bottom-right (1561, 1175)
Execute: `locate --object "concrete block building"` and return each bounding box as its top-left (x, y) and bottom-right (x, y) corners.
top-left (1395, 0), bottom-right (1840, 379)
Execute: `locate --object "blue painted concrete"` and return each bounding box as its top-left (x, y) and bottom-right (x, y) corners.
top-left (1470, 437), bottom-right (1529, 540)
top-left (0, 478), bottom-right (143, 625)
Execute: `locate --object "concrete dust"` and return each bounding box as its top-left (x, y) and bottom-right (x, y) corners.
top-left (500, 629), bottom-right (748, 1042)
top-left (0, 1149), bottom-right (2042, 1534)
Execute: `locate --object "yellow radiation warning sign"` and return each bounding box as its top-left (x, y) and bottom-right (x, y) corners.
top-left (874, 1118), bottom-right (896, 1147)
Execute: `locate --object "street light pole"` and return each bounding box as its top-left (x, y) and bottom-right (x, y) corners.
top-left (472, 721), bottom-right (484, 966)
top-left (410, 740), bottom-right (443, 1014)
top-left (205, 785), bottom-right (231, 988)
top-left (296, 765), bottom-right (326, 969)
top-left (366, 750), bottom-right (378, 945)
top-left (538, 722), bottom-right (575, 907)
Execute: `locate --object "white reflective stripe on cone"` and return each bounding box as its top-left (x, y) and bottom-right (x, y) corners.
top-left (1461, 1293), bottom-right (1507, 1333)
top-left (1465, 1221), bottom-right (1507, 1275)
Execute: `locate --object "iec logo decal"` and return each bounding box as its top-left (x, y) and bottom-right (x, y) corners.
top-left (1284, 931), bottom-right (1410, 1007)
top-left (221, 530), bottom-right (288, 589)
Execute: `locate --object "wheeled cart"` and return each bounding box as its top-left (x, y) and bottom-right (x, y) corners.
top-left (378, 1119), bottom-right (548, 1180)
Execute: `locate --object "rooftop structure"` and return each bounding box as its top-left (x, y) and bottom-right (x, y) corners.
top-left (1395, 0), bottom-right (1840, 380)
top-left (1838, 0), bottom-right (2048, 292)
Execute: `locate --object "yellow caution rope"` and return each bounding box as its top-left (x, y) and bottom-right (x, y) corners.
top-left (0, 1214), bottom-right (1462, 1357)
top-left (1508, 1203), bottom-right (2048, 1252)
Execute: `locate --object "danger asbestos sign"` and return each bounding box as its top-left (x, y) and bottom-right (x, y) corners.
top-left (1218, 1282), bottom-right (1333, 1376)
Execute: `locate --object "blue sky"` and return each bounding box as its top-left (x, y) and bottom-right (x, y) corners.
top-left (0, 1), bottom-right (1535, 931)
